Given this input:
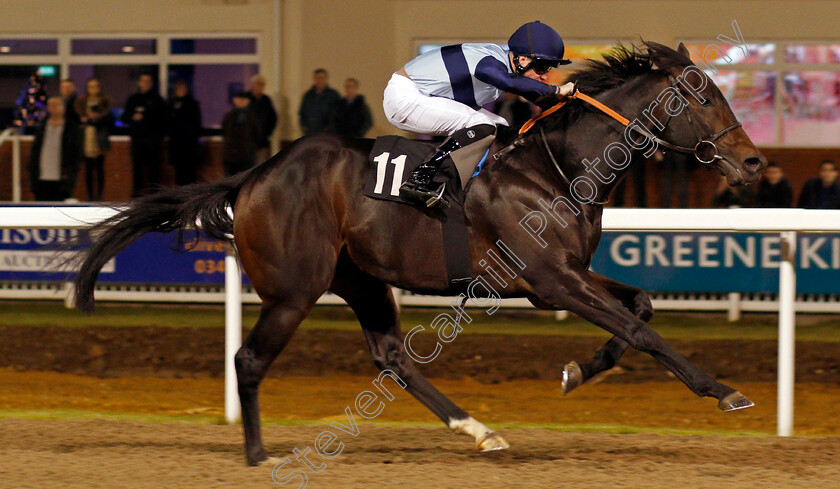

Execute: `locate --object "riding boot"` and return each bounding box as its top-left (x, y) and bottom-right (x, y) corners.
top-left (399, 124), bottom-right (496, 208)
top-left (399, 137), bottom-right (461, 207)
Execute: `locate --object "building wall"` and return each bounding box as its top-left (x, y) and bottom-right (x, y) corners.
top-left (1, 0), bottom-right (837, 141)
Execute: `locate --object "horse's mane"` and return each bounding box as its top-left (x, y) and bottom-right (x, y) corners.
top-left (497, 40), bottom-right (693, 143)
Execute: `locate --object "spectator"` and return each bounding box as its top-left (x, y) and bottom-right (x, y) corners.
top-left (246, 74), bottom-right (277, 164)
top-left (28, 96), bottom-right (81, 201)
top-left (60, 78), bottom-right (80, 125)
top-left (299, 68), bottom-right (340, 136)
top-left (333, 78), bottom-right (373, 138)
top-left (222, 92), bottom-right (260, 177)
top-left (712, 176), bottom-right (751, 208)
top-left (798, 160), bottom-right (840, 209)
top-left (14, 73), bottom-right (48, 133)
top-left (753, 162), bottom-right (793, 208)
top-left (167, 80), bottom-right (203, 186)
top-left (121, 73), bottom-right (167, 197)
top-left (660, 154), bottom-right (694, 208)
top-left (492, 92), bottom-right (533, 128)
top-left (75, 78), bottom-right (113, 201)
top-left (613, 153), bottom-right (656, 208)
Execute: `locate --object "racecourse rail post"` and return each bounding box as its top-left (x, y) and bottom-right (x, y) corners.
top-left (777, 231), bottom-right (796, 436)
top-left (224, 244), bottom-right (243, 424)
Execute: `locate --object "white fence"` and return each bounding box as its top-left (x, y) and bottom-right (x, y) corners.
top-left (0, 128), bottom-right (22, 202)
top-left (2, 206), bottom-right (840, 436)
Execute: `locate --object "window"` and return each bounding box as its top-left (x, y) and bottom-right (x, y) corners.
top-left (0, 39), bottom-right (58, 56)
top-left (781, 71), bottom-right (840, 145)
top-left (170, 38), bottom-right (256, 55)
top-left (684, 41), bottom-right (840, 146)
top-left (71, 39), bottom-right (157, 55)
top-left (0, 34), bottom-right (261, 134)
top-left (168, 64), bottom-right (259, 128)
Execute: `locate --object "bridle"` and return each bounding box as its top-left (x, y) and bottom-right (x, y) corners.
top-left (638, 75), bottom-right (742, 166)
top-left (494, 74), bottom-right (743, 203)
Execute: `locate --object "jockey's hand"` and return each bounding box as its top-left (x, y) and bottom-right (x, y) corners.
top-left (553, 82), bottom-right (576, 98)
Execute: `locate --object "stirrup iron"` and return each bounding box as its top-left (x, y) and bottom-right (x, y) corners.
top-left (425, 182), bottom-right (448, 208)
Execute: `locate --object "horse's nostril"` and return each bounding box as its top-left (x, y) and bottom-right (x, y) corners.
top-left (745, 157), bottom-right (763, 168)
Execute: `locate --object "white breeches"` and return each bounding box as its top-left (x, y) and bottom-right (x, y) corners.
top-left (383, 73), bottom-right (508, 136)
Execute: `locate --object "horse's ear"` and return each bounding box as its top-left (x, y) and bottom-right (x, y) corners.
top-left (677, 43), bottom-right (690, 58)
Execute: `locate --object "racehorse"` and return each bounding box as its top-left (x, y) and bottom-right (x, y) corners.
top-left (73, 42), bottom-right (766, 465)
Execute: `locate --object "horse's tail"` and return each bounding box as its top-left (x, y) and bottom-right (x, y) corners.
top-left (74, 171), bottom-right (252, 313)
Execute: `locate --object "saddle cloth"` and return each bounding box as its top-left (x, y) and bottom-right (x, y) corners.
top-left (362, 133), bottom-right (496, 289)
top-left (362, 134), bottom-right (492, 206)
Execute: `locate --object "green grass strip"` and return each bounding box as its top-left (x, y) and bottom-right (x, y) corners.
top-left (2, 300), bottom-right (840, 341)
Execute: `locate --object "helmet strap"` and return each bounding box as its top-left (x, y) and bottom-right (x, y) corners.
top-left (512, 55), bottom-right (533, 76)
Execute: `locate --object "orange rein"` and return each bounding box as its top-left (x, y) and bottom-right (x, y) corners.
top-left (518, 91), bottom-right (630, 135)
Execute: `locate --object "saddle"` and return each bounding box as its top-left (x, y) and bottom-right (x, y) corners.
top-left (363, 131), bottom-right (496, 290)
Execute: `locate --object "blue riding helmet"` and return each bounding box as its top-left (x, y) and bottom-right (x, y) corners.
top-left (508, 21), bottom-right (572, 74)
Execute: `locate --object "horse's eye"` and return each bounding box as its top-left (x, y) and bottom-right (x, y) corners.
top-left (700, 98), bottom-right (712, 107)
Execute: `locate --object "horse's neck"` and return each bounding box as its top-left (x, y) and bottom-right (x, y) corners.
top-left (552, 76), bottom-right (666, 202)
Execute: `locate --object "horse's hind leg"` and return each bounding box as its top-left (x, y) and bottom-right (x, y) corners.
top-left (330, 255), bottom-right (508, 451)
top-left (235, 297), bottom-right (314, 465)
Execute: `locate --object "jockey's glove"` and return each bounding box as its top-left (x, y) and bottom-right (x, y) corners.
top-left (553, 82), bottom-right (577, 98)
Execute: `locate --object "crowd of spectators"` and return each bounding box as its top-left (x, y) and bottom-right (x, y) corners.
top-left (14, 69), bottom-right (840, 209)
top-left (298, 68), bottom-right (373, 139)
top-left (710, 159), bottom-right (840, 209)
top-left (17, 71), bottom-right (280, 201)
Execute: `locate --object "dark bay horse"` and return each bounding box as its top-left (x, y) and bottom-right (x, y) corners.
top-left (73, 42), bottom-right (766, 465)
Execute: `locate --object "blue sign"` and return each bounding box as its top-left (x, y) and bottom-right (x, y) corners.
top-left (2, 227), bottom-right (838, 294)
top-left (0, 229), bottom-right (231, 284)
top-left (592, 232), bottom-right (840, 294)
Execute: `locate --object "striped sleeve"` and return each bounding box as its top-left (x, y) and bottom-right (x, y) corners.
top-left (474, 56), bottom-right (554, 102)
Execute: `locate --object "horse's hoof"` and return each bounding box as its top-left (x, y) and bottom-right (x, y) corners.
top-left (718, 391), bottom-right (754, 412)
top-left (254, 456), bottom-right (284, 467)
top-left (477, 432), bottom-right (509, 452)
top-left (561, 361), bottom-right (583, 395)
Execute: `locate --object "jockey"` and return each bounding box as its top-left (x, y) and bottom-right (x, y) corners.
top-left (384, 21), bottom-right (576, 207)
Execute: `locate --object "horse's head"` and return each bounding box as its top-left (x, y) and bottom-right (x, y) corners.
top-left (648, 42), bottom-right (767, 185)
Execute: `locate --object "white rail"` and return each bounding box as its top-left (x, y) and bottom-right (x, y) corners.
top-left (0, 129), bottom-right (22, 202)
top-left (2, 205), bottom-right (839, 434)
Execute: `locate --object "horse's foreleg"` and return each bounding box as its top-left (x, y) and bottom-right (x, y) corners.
top-left (538, 268), bottom-right (753, 411)
top-left (563, 272), bottom-right (649, 395)
top-left (330, 257), bottom-right (508, 451)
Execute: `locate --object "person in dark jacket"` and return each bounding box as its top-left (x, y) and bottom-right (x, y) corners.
top-left (167, 80), bottom-right (203, 185)
top-left (121, 73), bottom-right (167, 197)
top-left (60, 79), bottom-right (80, 125)
top-left (753, 162), bottom-right (793, 208)
top-left (246, 74), bottom-right (277, 164)
top-left (333, 78), bottom-right (373, 138)
top-left (712, 175), bottom-right (752, 208)
top-left (75, 78), bottom-right (112, 201)
top-left (28, 97), bottom-right (81, 201)
top-left (222, 92), bottom-right (260, 176)
top-left (798, 160), bottom-right (840, 209)
top-left (299, 68), bottom-right (341, 136)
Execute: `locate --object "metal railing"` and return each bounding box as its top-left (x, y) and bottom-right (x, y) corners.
top-left (2, 205), bottom-right (840, 435)
top-left (0, 128), bottom-right (22, 202)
